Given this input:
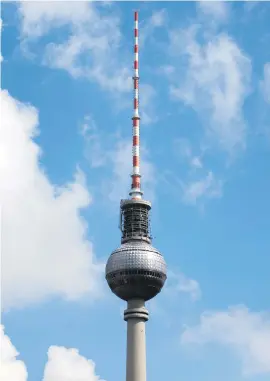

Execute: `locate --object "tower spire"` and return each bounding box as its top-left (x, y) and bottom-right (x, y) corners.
top-left (130, 10), bottom-right (143, 200)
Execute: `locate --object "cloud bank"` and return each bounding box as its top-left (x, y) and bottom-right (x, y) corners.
top-left (18, 1), bottom-right (131, 94)
top-left (0, 326), bottom-right (28, 381)
top-left (1, 90), bottom-right (103, 311)
top-left (0, 325), bottom-right (104, 381)
top-left (181, 306), bottom-right (270, 376)
top-left (169, 26), bottom-right (251, 154)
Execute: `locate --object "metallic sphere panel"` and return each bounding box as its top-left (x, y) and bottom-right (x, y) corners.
top-left (106, 241), bottom-right (167, 301)
top-left (106, 242), bottom-right (166, 273)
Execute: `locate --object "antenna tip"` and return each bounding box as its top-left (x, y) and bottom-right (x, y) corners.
top-left (134, 11), bottom-right (138, 21)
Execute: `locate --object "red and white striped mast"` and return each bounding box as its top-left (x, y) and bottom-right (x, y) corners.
top-left (130, 10), bottom-right (143, 200)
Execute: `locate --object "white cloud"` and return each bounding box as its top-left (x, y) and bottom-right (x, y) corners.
top-left (190, 156), bottom-right (203, 169)
top-left (165, 270), bottom-right (201, 301)
top-left (160, 65), bottom-right (175, 76)
top-left (0, 90), bottom-right (103, 311)
top-left (18, 1), bottom-right (131, 94)
top-left (169, 26), bottom-right (251, 154)
top-left (162, 13), bottom-right (251, 206)
top-left (140, 84), bottom-right (158, 125)
top-left (0, 325), bottom-right (28, 381)
top-left (172, 138), bottom-right (221, 205)
top-left (197, 1), bottom-right (229, 23)
top-left (80, 114), bottom-right (94, 139)
top-left (140, 9), bottom-right (167, 46)
top-left (106, 139), bottom-right (156, 203)
top-left (17, 2), bottom-right (157, 123)
top-left (181, 306), bottom-right (270, 376)
top-left (79, 115), bottom-right (109, 168)
top-left (43, 346), bottom-right (105, 381)
top-left (260, 62), bottom-right (270, 104)
top-left (80, 116), bottom-right (156, 203)
top-left (182, 171), bottom-right (223, 205)
top-left (0, 325), bottom-right (104, 381)
top-left (174, 138), bottom-right (203, 169)
top-left (150, 9), bottom-right (167, 28)
top-left (143, 268), bottom-right (201, 327)
top-left (18, 2), bottom-right (91, 38)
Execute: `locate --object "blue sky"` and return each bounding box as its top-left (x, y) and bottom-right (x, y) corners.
top-left (1, 1), bottom-right (270, 381)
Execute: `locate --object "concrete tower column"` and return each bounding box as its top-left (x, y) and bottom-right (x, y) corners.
top-left (124, 299), bottom-right (149, 381)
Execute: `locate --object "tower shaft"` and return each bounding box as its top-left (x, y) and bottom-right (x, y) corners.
top-left (124, 299), bottom-right (149, 381)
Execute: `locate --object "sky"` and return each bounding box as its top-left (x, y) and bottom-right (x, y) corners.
top-left (1, 1), bottom-right (270, 381)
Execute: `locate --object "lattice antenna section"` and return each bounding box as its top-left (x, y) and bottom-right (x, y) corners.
top-left (120, 199), bottom-right (152, 243)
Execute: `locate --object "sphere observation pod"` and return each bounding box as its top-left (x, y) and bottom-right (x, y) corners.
top-left (105, 199), bottom-right (167, 302)
top-left (106, 240), bottom-right (167, 301)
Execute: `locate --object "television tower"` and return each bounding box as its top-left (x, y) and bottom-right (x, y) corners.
top-left (105, 11), bottom-right (167, 381)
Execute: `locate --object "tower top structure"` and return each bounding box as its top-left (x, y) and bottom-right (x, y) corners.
top-left (105, 11), bottom-right (166, 302)
top-left (105, 12), bottom-right (167, 381)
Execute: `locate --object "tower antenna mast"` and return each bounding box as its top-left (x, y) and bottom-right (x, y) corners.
top-left (130, 10), bottom-right (142, 200)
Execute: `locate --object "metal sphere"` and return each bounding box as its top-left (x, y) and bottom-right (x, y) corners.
top-left (105, 240), bottom-right (167, 301)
